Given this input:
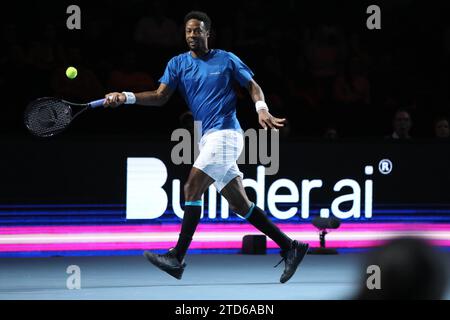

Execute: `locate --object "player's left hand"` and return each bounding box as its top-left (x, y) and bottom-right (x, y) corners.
top-left (257, 110), bottom-right (286, 130)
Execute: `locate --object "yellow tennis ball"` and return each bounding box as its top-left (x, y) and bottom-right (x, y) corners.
top-left (66, 66), bottom-right (78, 79)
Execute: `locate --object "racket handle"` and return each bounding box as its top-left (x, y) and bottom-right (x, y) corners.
top-left (89, 99), bottom-right (105, 109)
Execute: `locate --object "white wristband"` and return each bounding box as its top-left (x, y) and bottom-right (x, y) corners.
top-left (255, 100), bottom-right (268, 112)
top-left (122, 91), bottom-right (136, 104)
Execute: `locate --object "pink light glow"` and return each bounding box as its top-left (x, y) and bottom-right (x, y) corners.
top-left (0, 222), bottom-right (450, 252)
top-left (1, 223), bottom-right (450, 235)
top-left (0, 240), bottom-right (449, 252)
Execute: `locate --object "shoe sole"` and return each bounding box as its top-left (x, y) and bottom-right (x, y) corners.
top-left (280, 244), bottom-right (309, 284)
top-left (143, 251), bottom-right (185, 280)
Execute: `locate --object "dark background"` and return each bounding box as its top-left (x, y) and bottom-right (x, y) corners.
top-left (2, 0), bottom-right (450, 139)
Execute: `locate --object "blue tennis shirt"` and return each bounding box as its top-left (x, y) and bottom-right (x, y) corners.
top-left (159, 49), bottom-right (254, 135)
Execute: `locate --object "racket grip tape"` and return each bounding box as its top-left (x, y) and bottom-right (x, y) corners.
top-left (89, 99), bottom-right (106, 108)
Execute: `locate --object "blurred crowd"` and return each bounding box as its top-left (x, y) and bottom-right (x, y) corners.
top-left (1, 0), bottom-right (450, 139)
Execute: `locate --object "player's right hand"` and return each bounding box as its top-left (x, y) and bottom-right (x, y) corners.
top-left (104, 92), bottom-right (126, 108)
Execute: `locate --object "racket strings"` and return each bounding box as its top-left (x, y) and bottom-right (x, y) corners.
top-left (24, 98), bottom-right (72, 137)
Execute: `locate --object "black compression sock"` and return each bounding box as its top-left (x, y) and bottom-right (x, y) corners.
top-left (245, 204), bottom-right (293, 251)
top-left (174, 203), bottom-right (202, 262)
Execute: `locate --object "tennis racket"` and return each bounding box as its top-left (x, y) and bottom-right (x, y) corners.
top-left (24, 97), bottom-right (105, 137)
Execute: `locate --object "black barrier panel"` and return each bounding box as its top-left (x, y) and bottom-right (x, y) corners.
top-left (1, 137), bottom-right (449, 207)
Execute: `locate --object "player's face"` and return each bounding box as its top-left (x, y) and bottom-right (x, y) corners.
top-left (435, 120), bottom-right (450, 138)
top-left (185, 19), bottom-right (209, 51)
top-left (394, 111), bottom-right (412, 132)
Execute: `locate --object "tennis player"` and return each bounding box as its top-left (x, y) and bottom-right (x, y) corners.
top-left (104, 11), bottom-right (309, 283)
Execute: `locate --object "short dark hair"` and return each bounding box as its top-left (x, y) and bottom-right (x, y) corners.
top-left (184, 11), bottom-right (211, 31)
top-left (394, 108), bottom-right (411, 118)
top-left (434, 116), bottom-right (449, 125)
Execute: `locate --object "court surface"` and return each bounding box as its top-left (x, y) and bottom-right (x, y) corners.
top-left (0, 253), bottom-right (449, 300)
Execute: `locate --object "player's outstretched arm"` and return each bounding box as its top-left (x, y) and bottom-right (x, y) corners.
top-left (246, 79), bottom-right (286, 130)
top-left (103, 83), bottom-right (174, 108)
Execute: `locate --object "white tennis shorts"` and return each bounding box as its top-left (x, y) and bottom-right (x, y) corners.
top-left (193, 129), bottom-right (244, 192)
